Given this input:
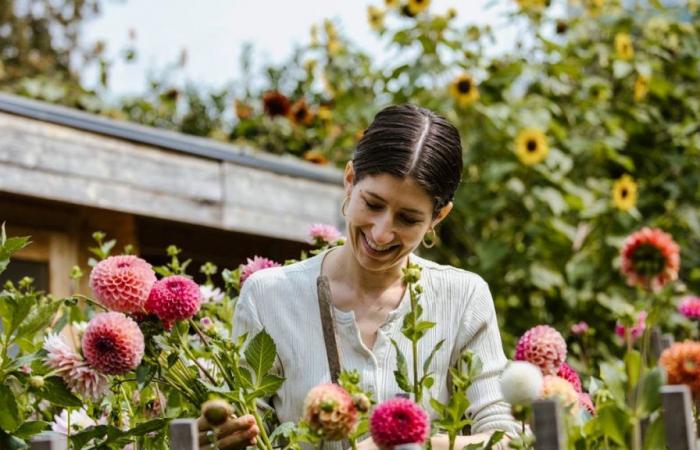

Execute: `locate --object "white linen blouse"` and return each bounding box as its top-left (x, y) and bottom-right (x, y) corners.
top-left (233, 249), bottom-right (519, 436)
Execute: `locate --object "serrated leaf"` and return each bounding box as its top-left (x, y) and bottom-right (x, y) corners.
top-left (14, 421), bottom-right (49, 439)
top-left (39, 377), bottom-right (82, 408)
top-left (269, 422), bottom-right (297, 444)
top-left (128, 418), bottom-right (169, 435)
top-left (70, 425), bottom-right (115, 449)
top-left (136, 363), bottom-right (158, 388)
top-left (390, 339), bottom-right (412, 393)
top-left (248, 374), bottom-right (284, 400)
top-left (16, 301), bottom-right (61, 345)
top-left (244, 330), bottom-right (277, 383)
top-left (0, 384), bottom-right (20, 432)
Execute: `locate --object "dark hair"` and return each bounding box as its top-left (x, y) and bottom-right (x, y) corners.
top-left (352, 104), bottom-right (463, 216)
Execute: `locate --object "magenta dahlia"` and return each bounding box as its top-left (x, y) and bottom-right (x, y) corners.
top-left (514, 325), bottom-right (567, 375)
top-left (678, 296), bottom-right (700, 320)
top-left (89, 255), bottom-right (156, 313)
top-left (620, 227), bottom-right (680, 291)
top-left (556, 362), bottom-right (582, 393)
top-left (302, 383), bottom-right (358, 440)
top-left (308, 223), bottom-right (342, 245)
top-left (370, 397), bottom-right (430, 448)
top-left (240, 256), bottom-right (281, 285)
top-left (144, 275), bottom-right (202, 329)
top-left (82, 312), bottom-right (144, 375)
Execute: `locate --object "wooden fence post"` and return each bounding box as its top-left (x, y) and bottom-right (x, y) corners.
top-left (29, 432), bottom-right (67, 450)
top-left (651, 327), bottom-right (674, 360)
top-left (170, 419), bottom-right (199, 450)
top-left (533, 399), bottom-right (565, 450)
top-left (661, 385), bottom-right (697, 450)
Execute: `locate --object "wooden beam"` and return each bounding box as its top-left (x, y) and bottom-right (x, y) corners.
top-left (661, 385), bottom-right (697, 450)
top-left (533, 399), bottom-right (565, 450)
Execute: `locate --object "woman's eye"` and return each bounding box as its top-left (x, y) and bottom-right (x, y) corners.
top-left (365, 201), bottom-right (382, 210)
top-left (400, 216), bottom-right (420, 225)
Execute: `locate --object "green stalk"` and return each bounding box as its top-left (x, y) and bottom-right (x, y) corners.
top-left (410, 286), bottom-right (421, 404)
top-left (249, 401), bottom-right (274, 450)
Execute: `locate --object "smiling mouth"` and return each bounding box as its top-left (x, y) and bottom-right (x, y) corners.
top-left (360, 232), bottom-right (399, 257)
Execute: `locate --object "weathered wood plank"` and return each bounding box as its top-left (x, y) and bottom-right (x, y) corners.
top-left (661, 385), bottom-right (697, 450)
top-left (170, 419), bottom-right (199, 450)
top-left (533, 399), bottom-right (565, 450)
top-left (29, 432), bottom-right (67, 450)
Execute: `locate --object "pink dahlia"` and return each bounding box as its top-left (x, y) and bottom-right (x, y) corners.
top-left (144, 275), bottom-right (202, 329)
top-left (82, 312), bottom-right (144, 375)
top-left (678, 296), bottom-right (700, 320)
top-left (542, 375), bottom-right (580, 415)
top-left (620, 227), bottom-right (680, 291)
top-left (308, 223), bottom-right (342, 245)
top-left (570, 321), bottom-right (589, 335)
top-left (240, 256), bottom-right (281, 285)
top-left (370, 397), bottom-right (430, 448)
top-left (556, 362), bottom-right (582, 393)
top-left (302, 383), bottom-right (358, 440)
top-left (43, 333), bottom-right (110, 399)
top-left (89, 255), bottom-right (156, 313)
top-left (579, 393), bottom-right (596, 415)
top-left (514, 325), bottom-right (567, 376)
top-left (615, 311), bottom-right (647, 342)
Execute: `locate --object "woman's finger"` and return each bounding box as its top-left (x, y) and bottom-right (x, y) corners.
top-left (215, 414), bottom-right (256, 438)
top-left (217, 425), bottom-right (260, 450)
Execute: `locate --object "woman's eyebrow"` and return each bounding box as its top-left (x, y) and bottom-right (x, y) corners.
top-left (364, 191), bottom-right (426, 216)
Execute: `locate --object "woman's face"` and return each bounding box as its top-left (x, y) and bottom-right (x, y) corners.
top-left (343, 163), bottom-right (452, 273)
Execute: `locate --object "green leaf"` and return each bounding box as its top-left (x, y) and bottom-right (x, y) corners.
top-left (128, 418), bottom-right (169, 436)
top-left (423, 339), bottom-right (445, 374)
top-left (136, 363), bottom-right (158, 388)
top-left (636, 367), bottom-right (664, 416)
top-left (244, 330), bottom-right (277, 383)
top-left (247, 374), bottom-right (284, 400)
top-left (643, 415), bottom-right (665, 450)
top-left (597, 403), bottom-right (629, 446)
top-left (390, 339), bottom-right (412, 393)
top-left (39, 376), bottom-right (82, 408)
top-left (0, 384), bottom-right (20, 432)
top-left (530, 263), bottom-right (565, 290)
top-left (625, 350), bottom-right (642, 389)
top-left (599, 361), bottom-right (626, 405)
top-left (269, 422), bottom-right (297, 445)
top-left (14, 421), bottom-right (49, 439)
top-left (70, 425), bottom-right (115, 449)
top-left (16, 300), bottom-right (62, 345)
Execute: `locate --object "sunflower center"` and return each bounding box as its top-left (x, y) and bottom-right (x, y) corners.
top-left (456, 79), bottom-right (471, 94)
top-left (631, 244), bottom-right (667, 277)
top-left (527, 140), bottom-right (537, 152)
top-left (95, 336), bottom-right (115, 353)
top-left (296, 108), bottom-right (308, 120)
top-left (621, 188), bottom-right (628, 198)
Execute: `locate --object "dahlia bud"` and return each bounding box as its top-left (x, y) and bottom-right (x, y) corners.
top-left (352, 393), bottom-right (371, 413)
top-left (202, 399), bottom-right (235, 427)
top-left (29, 376), bottom-right (45, 389)
top-left (402, 264), bottom-right (421, 284)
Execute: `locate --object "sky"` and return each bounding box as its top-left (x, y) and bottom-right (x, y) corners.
top-left (82, 0), bottom-right (519, 97)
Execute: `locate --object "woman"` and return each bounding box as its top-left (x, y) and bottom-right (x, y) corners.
top-left (199, 104), bottom-right (518, 449)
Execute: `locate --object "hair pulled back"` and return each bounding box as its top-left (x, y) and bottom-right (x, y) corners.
top-left (352, 104), bottom-right (463, 216)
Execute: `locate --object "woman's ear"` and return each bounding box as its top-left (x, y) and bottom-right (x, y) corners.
top-left (432, 202), bottom-right (453, 228)
top-left (343, 161), bottom-right (355, 195)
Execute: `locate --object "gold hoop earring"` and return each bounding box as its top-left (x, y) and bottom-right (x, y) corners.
top-left (422, 227), bottom-right (437, 248)
top-left (341, 196), bottom-right (350, 217)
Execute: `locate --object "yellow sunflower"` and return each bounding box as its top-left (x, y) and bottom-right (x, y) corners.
top-left (515, 128), bottom-right (549, 166)
top-left (327, 39), bottom-right (342, 56)
top-left (615, 33), bottom-right (634, 60)
top-left (385, 0), bottom-right (399, 8)
top-left (408, 0), bottom-right (430, 15)
top-left (367, 6), bottom-right (385, 31)
top-left (449, 74), bottom-right (480, 107)
top-left (585, 0), bottom-right (604, 15)
top-left (612, 174), bottom-right (637, 211)
top-left (634, 75), bottom-right (649, 101)
top-left (318, 105), bottom-right (333, 122)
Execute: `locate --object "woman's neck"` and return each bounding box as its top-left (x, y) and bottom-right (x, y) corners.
top-left (325, 244), bottom-right (406, 295)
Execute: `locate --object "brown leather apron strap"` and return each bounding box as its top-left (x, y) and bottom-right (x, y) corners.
top-left (317, 275), bottom-right (342, 384)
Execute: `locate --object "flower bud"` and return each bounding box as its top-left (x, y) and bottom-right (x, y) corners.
top-left (202, 399), bottom-right (234, 427)
top-left (29, 376), bottom-right (45, 389)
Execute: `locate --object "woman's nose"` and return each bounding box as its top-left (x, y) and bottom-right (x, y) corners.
top-left (371, 215), bottom-right (395, 245)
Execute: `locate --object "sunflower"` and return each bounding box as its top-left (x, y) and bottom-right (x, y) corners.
top-left (407, 0), bottom-right (430, 15)
top-left (303, 150), bottom-right (329, 165)
top-left (327, 39), bottom-right (342, 56)
top-left (634, 75), bottom-right (649, 101)
top-left (385, 0), bottom-right (399, 9)
top-left (515, 128), bottom-right (549, 165)
top-left (317, 105), bottom-right (333, 122)
top-left (612, 174), bottom-right (637, 211)
top-left (620, 227), bottom-right (680, 291)
top-left (262, 91), bottom-right (291, 117)
top-left (289, 99), bottom-right (315, 126)
top-left (614, 33), bottom-right (634, 60)
top-left (367, 6), bottom-right (385, 31)
top-left (449, 74), bottom-right (480, 107)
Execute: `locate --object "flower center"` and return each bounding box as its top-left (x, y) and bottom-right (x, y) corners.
top-left (621, 188), bottom-right (628, 198)
top-left (631, 244), bottom-right (666, 277)
top-left (527, 140), bottom-right (537, 152)
top-left (457, 80), bottom-right (471, 93)
top-left (95, 336), bottom-right (114, 353)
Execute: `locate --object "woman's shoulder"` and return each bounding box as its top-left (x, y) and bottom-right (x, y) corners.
top-left (242, 252), bottom-right (323, 293)
top-left (412, 253), bottom-right (488, 288)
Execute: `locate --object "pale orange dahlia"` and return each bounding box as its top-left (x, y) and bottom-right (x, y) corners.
top-left (660, 341), bottom-right (700, 396)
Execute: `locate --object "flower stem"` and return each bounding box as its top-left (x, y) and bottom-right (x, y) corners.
top-left (249, 402), bottom-right (274, 450)
top-left (71, 294), bottom-right (109, 311)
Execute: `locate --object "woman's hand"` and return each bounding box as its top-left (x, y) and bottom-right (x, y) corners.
top-left (197, 414), bottom-right (259, 450)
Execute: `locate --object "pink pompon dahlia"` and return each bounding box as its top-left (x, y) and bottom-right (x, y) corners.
top-left (43, 333), bottom-right (110, 399)
top-left (556, 362), bottom-right (582, 393)
top-left (615, 311), bottom-right (647, 342)
top-left (370, 397), bottom-right (430, 448)
top-left (302, 383), bottom-right (358, 440)
top-left (82, 312), bottom-right (144, 375)
top-left (144, 275), bottom-right (202, 329)
top-left (620, 227), bottom-right (680, 291)
top-left (240, 256), bottom-right (281, 285)
top-left (542, 375), bottom-right (580, 415)
top-left (514, 325), bottom-right (567, 376)
top-left (308, 223), bottom-right (342, 245)
top-left (678, 296), bottom-right (700, 320)
top-left (89, 255), bottom-right (156, 313)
